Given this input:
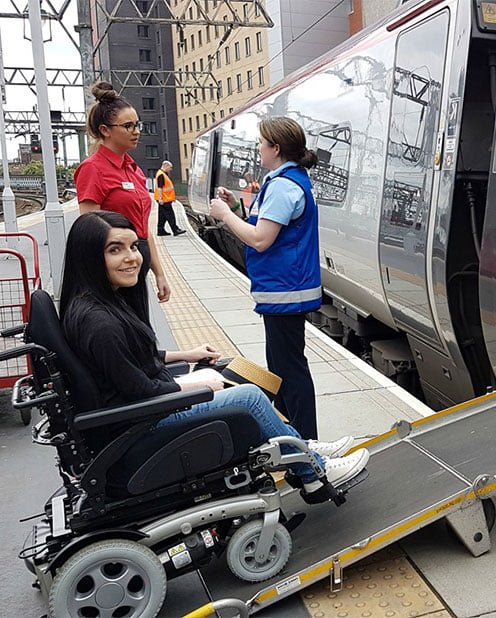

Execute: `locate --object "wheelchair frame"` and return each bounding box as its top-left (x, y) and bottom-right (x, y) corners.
top-left (1, 322), bottom-right (350, 617)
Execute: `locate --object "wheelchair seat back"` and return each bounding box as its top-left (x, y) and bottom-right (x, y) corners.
top-left (27, 289), bottom-right (101, 413)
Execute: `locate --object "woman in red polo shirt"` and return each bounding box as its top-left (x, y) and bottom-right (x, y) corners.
top-left (74, 81), bottom-right (170, 302)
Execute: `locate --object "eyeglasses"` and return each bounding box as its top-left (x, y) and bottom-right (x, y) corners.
top-left (107, 121), bottom-right (143, 133)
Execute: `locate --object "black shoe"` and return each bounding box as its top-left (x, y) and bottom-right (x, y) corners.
top-left (173, 229), bottom-right (186, 236)
top-left (157, 230), bottom-right (171, 236)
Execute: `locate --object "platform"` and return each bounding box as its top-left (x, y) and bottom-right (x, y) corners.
top-left (1, 201), bottom-right (495, 618)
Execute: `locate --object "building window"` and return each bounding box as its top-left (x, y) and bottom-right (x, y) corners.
top-left (189, 6), bottom-right (193, 19)
top-left (256, 31), bottom-right (262, 52)
top-left (217, 79), bottom-right (223, 98)
top-left (227, 76), bottom-right (233, 95)
top-left (182, 118), bottom-right (186, 132)
top-left (201, 88), bottom-right (206, 102)
top-left (258, 66), bottom-right (265, 86)
top-left (163, 128), bottom-right (167, 141)
top-left (225, 46), bottom-right (230, 64)
top-left (200, 58), bottom-right (204, 71)
top-left (142, 97), bottom-right (155, 110)
top-left (215, 25), bottom-right (219, 38)
top-left (236, 74), bottom-right (242, 92)
top-left (177, 42), bottom-right (182, 57)
top-left (209, 84), bottom-right (215, 100)
top-left (203, 113), bottom-right (208, 127)
top-left (139, 49), bottom-right (152, 62)
top-left (196, 115), bottom-right (200, 130)
top-left (243, 3), bottom-right (249, 19)
top-left (220, 109), bottom-right (225, 118)
top-left (136, 0), bottom-right (149, 14)
top-left (192, 61), bottom-right (196, 72)
top-left (245, 37), bottom-right (251, 56)
top-left (137, 25), bottom-right (150, 38)
top-left (184, 38), bottom-right (188, 53)
top-left (184, 143), bottom-right (188, 157)
top-left (160, 104), bottom-right (165, 116)
top-left (158, 55), bottom-right (162, 68)
top-left (190, 34), bottom-right (195, 50)
top-left (140, 72), bottom-right (152, 85)
top-left (146, 145), bottom-right (159, 158)
top-left (198, 30), bottom-right (202, 46)
top-left (156, 30), bottom-right (160, 43)
top-left (190, 143), bottom-right (195, 155)
top-left (247, 70), bottom-right (253, 89)
top-left (234, 41), bottom-right (240, 61)
top-left (216, 51), bottom-right (221, 68)
top-left (255, 2), bottom-right (260, 16)
top-left (212, 112), bottom-right (216, 122)
top-left (206, 26), bottom-right (211, 43)
top-left (189, 117), bottom-right (193, 131)
top-left (180, 93), bottom-right (184, 108)
top-left (142, 121), bottom-right (157, 134)
top-left (229, 107), bottom-right (234, 113)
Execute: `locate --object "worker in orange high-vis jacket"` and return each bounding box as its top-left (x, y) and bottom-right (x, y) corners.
top-left (154, 160), bottom-right (186, 236)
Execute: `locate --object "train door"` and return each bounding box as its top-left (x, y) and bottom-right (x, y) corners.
top-left (379, 10), bottom-right (450, 346)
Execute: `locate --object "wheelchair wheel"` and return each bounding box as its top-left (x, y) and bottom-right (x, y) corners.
top-left (226, 519), bottom-right (292, 582)
top-left (48, 539), bottom-right (166, 618)
top-left (20, 408), bottom-right (32, 426)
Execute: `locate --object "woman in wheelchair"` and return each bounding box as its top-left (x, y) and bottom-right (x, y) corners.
top-left (59, 211), bottom-right (369, 499)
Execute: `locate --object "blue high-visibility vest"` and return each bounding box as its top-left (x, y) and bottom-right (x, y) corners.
top-left (245, 165), bottom-right (321, 315)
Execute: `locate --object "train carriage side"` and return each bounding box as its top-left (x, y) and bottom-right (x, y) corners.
top-left (189, 0), bottom-right (496, 410)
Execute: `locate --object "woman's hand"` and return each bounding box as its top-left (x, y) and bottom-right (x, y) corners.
top-left (209, 198), bottom-right (231, 222)
top-left (185, 344), bottom-right (221, 363)
top-left (155, 274), bottom-right (171, 302)
top-left (180, 376), bottom-right (225, 392)
top-left (216, 186), bottom-right (236, 208)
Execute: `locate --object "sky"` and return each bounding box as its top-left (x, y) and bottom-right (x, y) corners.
top-left (1, 1), bottom-right (84, 164)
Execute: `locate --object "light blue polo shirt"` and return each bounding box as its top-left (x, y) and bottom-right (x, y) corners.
top-left (258, 161), bottom-right (306, 225)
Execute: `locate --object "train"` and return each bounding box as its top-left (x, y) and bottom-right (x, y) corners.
top-left (188, 0), bottom-right (496, 411)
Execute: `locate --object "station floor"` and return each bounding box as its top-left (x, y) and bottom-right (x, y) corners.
top-left (1, 201), bottom-right (496, 618)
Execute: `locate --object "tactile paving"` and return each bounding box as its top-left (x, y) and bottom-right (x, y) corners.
top-left (302, 555), bottom-right (449, 618)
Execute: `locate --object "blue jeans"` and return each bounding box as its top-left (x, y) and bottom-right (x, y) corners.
top-left (157, 384), bottom-right (324, 482)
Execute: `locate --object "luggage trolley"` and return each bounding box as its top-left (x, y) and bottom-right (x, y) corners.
top-left (0, 233), bottom-right (41, 424)
top-left (183, 394), bottom-right (496, 617)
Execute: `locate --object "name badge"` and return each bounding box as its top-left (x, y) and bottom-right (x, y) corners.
top-left (121, 181), bottom-right (135, 190)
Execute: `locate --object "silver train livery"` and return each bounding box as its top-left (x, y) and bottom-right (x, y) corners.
top-left (188, 0), bottom-right (496, 410)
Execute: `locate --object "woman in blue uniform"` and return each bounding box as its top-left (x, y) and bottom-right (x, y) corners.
top-left (210, 117), bottom-right (322, 440)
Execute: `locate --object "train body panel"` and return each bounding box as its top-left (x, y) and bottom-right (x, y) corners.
top-left (189, 0), bottom-right (496, 409)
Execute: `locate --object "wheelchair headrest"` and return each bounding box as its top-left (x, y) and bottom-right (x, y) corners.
top-left (26, 289), bottom-right (101, 412)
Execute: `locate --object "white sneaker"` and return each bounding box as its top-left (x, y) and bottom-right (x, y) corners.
top-left (324, 448), bottom-right (370, 487)
top-left (308, 436), bottom-right (354, 459)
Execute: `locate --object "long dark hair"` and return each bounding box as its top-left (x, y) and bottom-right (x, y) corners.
top-left (259, 117), bottom-right (318, 169)
top-left (60, 211), bottom-right (155, 347)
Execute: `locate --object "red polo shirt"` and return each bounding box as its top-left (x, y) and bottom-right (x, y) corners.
top-left (74, 145), bottom-right (151, 239)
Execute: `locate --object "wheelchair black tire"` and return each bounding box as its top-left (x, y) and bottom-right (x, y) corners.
top-left (226, 519), bottom-right (292, 582)
top-left (48, 539), bottom-right (167, 618)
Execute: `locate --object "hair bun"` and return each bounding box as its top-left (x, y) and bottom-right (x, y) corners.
top-left (91, 81), bottom-right (118, 102)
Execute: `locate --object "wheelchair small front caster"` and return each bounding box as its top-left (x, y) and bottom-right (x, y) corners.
top-left (226, 519), bottom-right (292, 582)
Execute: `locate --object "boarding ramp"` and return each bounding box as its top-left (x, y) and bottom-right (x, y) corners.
top-left (191, 393), bottom-right (496, 616)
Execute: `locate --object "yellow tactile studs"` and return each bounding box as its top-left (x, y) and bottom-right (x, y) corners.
top-left (302, 555), bottom-right (449, 618)
top-left (152, 226), bottom-right (239, 357)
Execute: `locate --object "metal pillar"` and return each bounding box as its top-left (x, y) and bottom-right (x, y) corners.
top-left (75, 0), bottom-right (95, 160)
top-left (0, 25), bottom-right (17, 241)
top-left (28, 0), bottom-right (66, 299)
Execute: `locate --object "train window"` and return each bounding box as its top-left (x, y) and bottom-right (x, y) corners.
top-left (309, 124), bottom-right (351, 207)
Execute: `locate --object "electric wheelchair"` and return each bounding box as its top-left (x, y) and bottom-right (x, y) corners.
top-left (0, 289), bottom-right (356, 618)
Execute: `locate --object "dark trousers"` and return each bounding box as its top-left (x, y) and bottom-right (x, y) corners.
top-left (263, 313), bottom-right (318, 440)
top-left (157, 201), bottom-right (179, 234)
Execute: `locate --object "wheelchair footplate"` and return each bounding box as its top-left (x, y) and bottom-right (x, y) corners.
top-left (194, 394), bottom-right (496, 616)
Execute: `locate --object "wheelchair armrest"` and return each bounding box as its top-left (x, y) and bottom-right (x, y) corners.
top-left (0, 343), bottom-right (49, 362)
top-left (73, 387), bottom-right (214, 431)
top-left (165, 360), bottom-right (189, 376)
top-left (1, 324), bottom-right (25, 337)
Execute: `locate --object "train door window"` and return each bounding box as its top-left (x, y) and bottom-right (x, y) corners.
top-left (309, 124), bottom-right (351, 207)
top-left (379, 10), bottom-right (450, 341)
